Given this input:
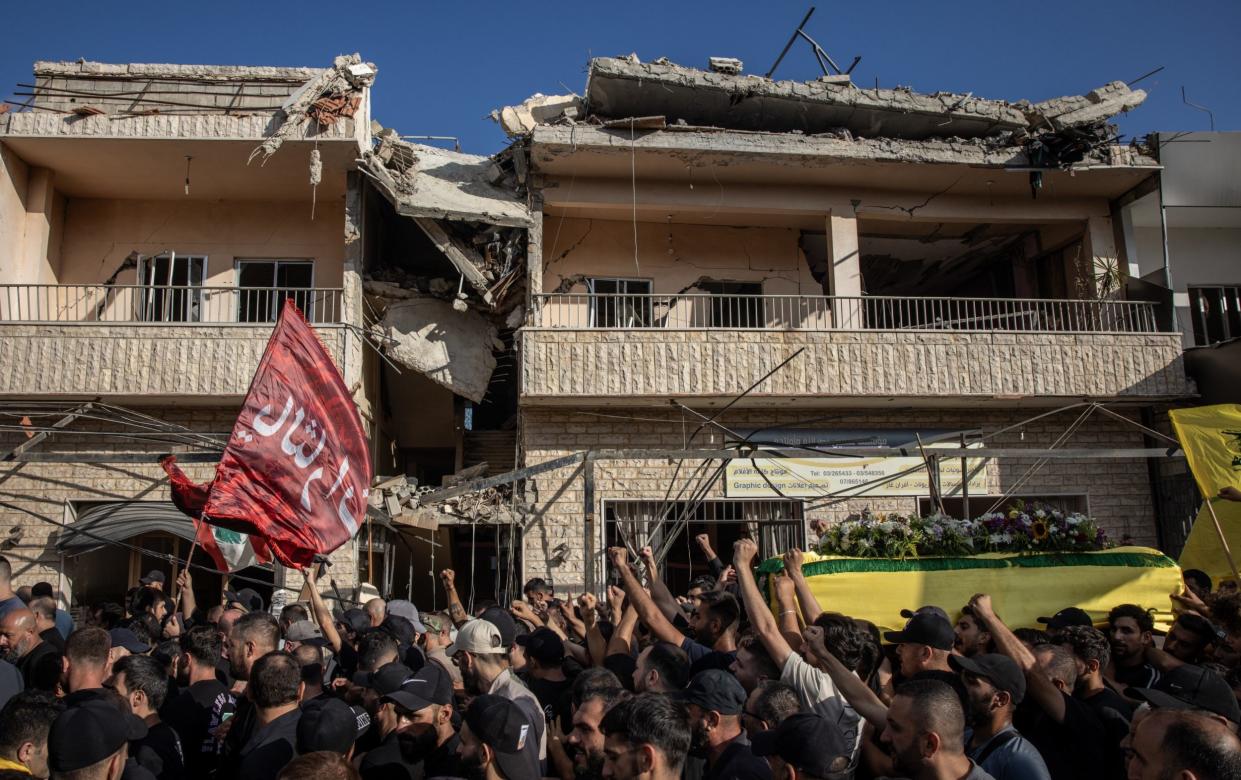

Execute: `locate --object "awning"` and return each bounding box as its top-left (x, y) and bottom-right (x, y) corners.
top-left (58, 502), bottom-right (197, 554)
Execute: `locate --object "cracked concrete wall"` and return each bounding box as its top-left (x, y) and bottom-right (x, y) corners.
top-left (540, 217), bottom-right (821, 308)
top-left (55, 197), bottom-right (345, 287)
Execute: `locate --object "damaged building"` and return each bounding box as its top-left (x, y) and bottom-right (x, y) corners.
top-left (0, 50), bottom-right (1201, 608)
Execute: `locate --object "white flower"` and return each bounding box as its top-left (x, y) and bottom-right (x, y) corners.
top-left (1035, 509), bottom-right (1046, 519)
top-left (857, 539), bottom-right (872, 549)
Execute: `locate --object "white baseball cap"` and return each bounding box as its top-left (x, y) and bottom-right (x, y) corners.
top-left (446, 618), bottom-right (504, 655)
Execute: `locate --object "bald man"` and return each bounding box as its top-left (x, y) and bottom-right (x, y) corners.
top-left (1128, 709), bottom-right (1241, 780)
top-left (0, 607), bottom-right (61, 692)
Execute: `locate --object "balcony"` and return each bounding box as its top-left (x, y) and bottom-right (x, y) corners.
top-left (0, 284), bottom-right (345, 399)
top-left (520, 293), bottom-right (1193, 405)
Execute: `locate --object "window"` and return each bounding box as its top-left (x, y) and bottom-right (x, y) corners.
top-left (137, 254), bottom-right (206, 322)
top-left (236, 260), bottom-right (315, 323)
top-left (1189, 286), bottom-right (1241, 346)
top-left (588, 278), bottom-right (652, 327)
top-left (699, 281), bottom-right (764, 328)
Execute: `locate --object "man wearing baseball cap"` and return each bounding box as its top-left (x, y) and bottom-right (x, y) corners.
top-left (950, 654), bottom-right (1049, 780)
top-left (138, 571), bottom-right (166, 591)
top-left (458, 694), bottom-right (542, 780)
top-left (884, 612), bottom-right (955, 678)
top-left (283, 621), bottom-right (330, 653)
top-left (450, 619), bottom-right (546, 761)
top-left (296, 697), bottom-right (370, 759)
top-left (751, 712), bottom-right (852, 779)
top-left (381, 663), bottom-right (461, 778)
top-left (1126, 663), bottom-right (1241, 727)
top-left (1035, 608), bottom-right (1093, 637)
top-left (48, 698), bottom-right (149, 780)
top-left (682, 669), bottom-right (769, 779)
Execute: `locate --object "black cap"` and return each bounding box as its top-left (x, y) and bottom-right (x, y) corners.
top-left (381, 614), bottom-right (417, 648)
top-left (464, 694), bottom-right (542, 780)
top-left (109, 627), bottom-right (151, 654)
top-left (751, 712), bottom-right (852, 777)
top-left (357, 662), bottom-right (413, 696)
top-left (1037, 607), bottom-right (1093, 631)
top-left (49, 700), bottom-right (148, 772)
top-left (884, 613), bottom-right (955, 651)
top-left (223, 588), bottom-right (263, 614)
top-left (684, 669), bottom-right (746, 715)
top-left (383, 663), bottom-right (453, 712)
top-left (297, 697), bottom-right (371, 754)
top-left (949, 653), bottom-right (1027, 705)
top-left (515, 627), bottom-right (565, 665)
top-left (334, 608), bottom-right (370, 635)
top-left (480, 606), bottom-right (518, 648)
top-left (139, 570), bottom-right (165, 585)
top-left (900, 605), bottom-right (951, 622)
top-left (1127, 664), bottom-right (1241, 724)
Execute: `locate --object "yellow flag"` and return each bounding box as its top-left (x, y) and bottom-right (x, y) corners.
top-left (1168, 404), bottom-right (1241, 583)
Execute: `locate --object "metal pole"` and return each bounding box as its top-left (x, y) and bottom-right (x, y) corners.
top-left (961, 432), bottom-right (971, 520)
top-left (766, 7), bottom-right (816, 79)
top-left (1203, 500), bottom-right (1241, 585)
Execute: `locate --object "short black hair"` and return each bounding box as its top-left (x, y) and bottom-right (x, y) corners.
top-left (572, 667), bottom-right (625, 710)
top-left (250, 652), bottom-right (301, 709)
top-left (523, 578), bottom-right (552, 595)
top-left (1214, 594), bottom-right (1241, 635)
top-left (700, 592), bottom-right (740, 632)
top-left (93, 602), bottom-right (125, 630)
top-left (643, 642), bottom-right (690, 691)
top-left (64, 627), bottom-right (111, 668)
top-left (687, 576), bottom-right (716, 593)
top-left (752, 681), bottom-right (800, 728)
top-left (181, 624), bottom-right (223, 667)
top-left (736, 634), bottom-right (781, 680)
top-left (1183, 569), bottom-right (1212, 593)
top-left (30, 582), bottom-right (54, 599)
top-left (894, 679), bottom-right (966, 752)
top-left (114, 654), bottom-right (170, 710)
top-left (1108, 604), bottom-right (1155, 634)
top-left (601, 693), bottom-right (691, 773)
top-left (134, 587), bottom-right (164, 615)
top-left (280, 604), bottom-right (309, 625)
top-left (813, 612), bottom-right (868, 673)
top-left (1013, 627), bottom-right (1051, 647)
top-left (1058, 625), bottom-right (1111, 668)
top-left (0, 690), bottom-right (63, 758)
top-left (357, 629), bottom-right (399, 672)
top-left (1175, 613), bottom-right (1217, 642)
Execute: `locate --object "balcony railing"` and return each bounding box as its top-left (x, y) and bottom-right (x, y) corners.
top-left (0, 285), bottom-right (344, 325)
top-left (529, 294), bottom-right (1162, 334)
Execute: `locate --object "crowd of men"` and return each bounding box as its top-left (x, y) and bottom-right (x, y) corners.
top-left (0, 530), bottom-right (1239, 780)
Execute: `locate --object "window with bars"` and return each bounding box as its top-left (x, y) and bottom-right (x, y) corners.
top-left (1189, 286), bottom-right (1241, 346)
top-left (236, 260), bottom-right (315, 322)
top-left (699, 281), bottom-right (764, 328)
top-left (136, 254), bottom-right (206, 322)
top-left (588, 278), bottom-right (652, 327)
top-left (604, 499), bottom-right (804, 594)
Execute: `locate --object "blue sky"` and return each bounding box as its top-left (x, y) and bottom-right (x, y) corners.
top-left (3, 1), bottom-right (1238, 154)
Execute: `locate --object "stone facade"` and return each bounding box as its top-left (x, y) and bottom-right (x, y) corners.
top-left (518, 406), bottom-right (1162, 594)
top-left (520, 329), bottom-right (1192, 403)
top-left (0, 324), bottom-right (345, 398)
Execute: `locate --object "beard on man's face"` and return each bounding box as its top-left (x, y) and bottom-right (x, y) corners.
top-left (398, 725), bottom-right (439, 762)
top-left (567, 742), bottom-right (605, 779)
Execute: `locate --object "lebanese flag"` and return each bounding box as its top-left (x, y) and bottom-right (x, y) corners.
top-left (163, 300), bottom-right (372, 568)
top-left (196, 521), bottom-right (263, 573)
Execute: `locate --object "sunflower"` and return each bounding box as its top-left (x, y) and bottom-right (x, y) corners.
top-left (1031, 520), bottom-right (1050, 541)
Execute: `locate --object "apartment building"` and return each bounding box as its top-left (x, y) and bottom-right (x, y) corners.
top-left (502, 57), bottom-right (1195, 594)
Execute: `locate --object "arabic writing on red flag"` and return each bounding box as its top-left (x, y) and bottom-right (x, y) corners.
top-left (165, 300), bottom-right (371, 568)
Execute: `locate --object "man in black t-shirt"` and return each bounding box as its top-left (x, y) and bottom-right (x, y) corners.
top-left (1056, 624), bottom-right (1131, 775)
top-left (110, 654), bottom-right (185, 780)
top-left (517, 627), bottom-right (574, 732)
top-left (162, 625), bottom-right (235, 779)
top-left (1107, 604), bottom-right (1160, 689)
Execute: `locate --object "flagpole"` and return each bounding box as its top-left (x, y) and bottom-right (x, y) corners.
top-left (1203, 499), bottom-right (1241, 585)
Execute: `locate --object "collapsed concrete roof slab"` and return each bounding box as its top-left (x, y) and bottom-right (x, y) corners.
top-left (494, 93), bottom-right (583, 137)
top-left (373, 295), bottom-right (499, 403)
top-left (1027, 81), bottom-right (1147, 131)
top-left (359, 136), bottom-right (532, 227)
top-left (584, 57), bottom-right (1031, 141)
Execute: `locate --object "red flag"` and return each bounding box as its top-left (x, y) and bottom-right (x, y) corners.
top-left (165, 301), bottom-right (372, 567)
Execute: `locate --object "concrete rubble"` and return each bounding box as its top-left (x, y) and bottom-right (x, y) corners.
top-left (492, 93), bottom-right (583, 137)
top-left (248, 53), bottom-right (376, 164)
top-left (492, 55), bottom-right (1151, 169)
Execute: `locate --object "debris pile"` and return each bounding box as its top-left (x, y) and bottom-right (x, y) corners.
top-left (249, 54), bottom-right (376, 164)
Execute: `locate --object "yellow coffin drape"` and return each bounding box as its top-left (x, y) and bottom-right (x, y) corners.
top-left (760, 547), bottom-right (1181, 635)
top-left (1169, 404), bottom-right (1241, 585)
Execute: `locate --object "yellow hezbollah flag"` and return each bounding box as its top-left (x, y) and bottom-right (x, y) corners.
top-left (1169, 404), bottom-right (1241, 584)
top-left (761, 548), bottom-right (1181, 633)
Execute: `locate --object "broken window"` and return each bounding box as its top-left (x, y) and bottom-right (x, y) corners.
top-left (137, 254), bottom-right (206, 323)
top-left (236, 260), bottom-right (315, 323)
top-left (1189, 285), bottom-right (1241, 346)
top-left (588, 278), bottom-right (652, 327)
top-left (699, 281), bottom-right (764, 328)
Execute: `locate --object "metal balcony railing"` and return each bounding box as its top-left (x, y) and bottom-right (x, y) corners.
top-left (529, 293), bottom-right (1163, 334)
top-left (0, 285), bottom-right (344, 325)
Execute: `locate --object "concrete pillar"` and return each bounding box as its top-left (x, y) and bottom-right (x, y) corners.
top-left (22, 167), bottom-right (57, 284)
top-left (526, 194), bottom-right (544, 314)
top-left (826, 208), bottom-right (862, 328)
top-left (1085, 215), bottom-right (1119, 298)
